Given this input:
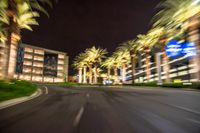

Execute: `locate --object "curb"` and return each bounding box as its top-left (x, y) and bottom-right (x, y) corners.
top-left (0, 88), bottom-right (42, 110)
top-left (111, 86), bottom-right (200, 92)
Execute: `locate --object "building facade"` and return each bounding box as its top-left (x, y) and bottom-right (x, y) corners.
top-left (13, 43), bottom-right (69, 82)
top-left (125, 50), bottom-right (199, 84)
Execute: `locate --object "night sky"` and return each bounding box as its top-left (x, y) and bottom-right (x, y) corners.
top-left (21, 0), bottom-right (161, 74)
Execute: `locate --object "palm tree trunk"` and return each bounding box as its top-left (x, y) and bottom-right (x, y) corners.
top-left (93, 64), bottom-right (97, 84)
top-left (145, 48), bottom-right (151, 82)
top-left (107, 67), bottom-right (111, 80)
top-left (4, 22), bottom-right (13, 79)
top-left (78, 67), bottom-right (82, 83)
top-left (4, 1), bottom-right (20, 79)
top-left (0, 43), bottom-right (6, 79)
top-left (130, 53), bottom-right (135, 84)
top-left (122, 64), bottom-right (127, 82)
top-left (5, 26), bottom-right (20, 79)
top-left (163, 52), bottom-right (170, 83)
top-left (83, 65), bottom-right (87, 83)
top-left (114, 66), bottom-right (118, 83)
top-left (89, 64), bottom-right (93, 84)
top-left (187, 16), bottom-right (200, 81)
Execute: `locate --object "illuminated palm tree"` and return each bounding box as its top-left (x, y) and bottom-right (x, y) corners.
top-left (136, 34), bottom-right (152, 82)
top-left (153, 0), bottom-right (200, 30)
top-left (0, 2), bottom-right (38, 78)
top-left (85, 46), bottom-right (107, 84)
top-left (0, 0), bottom-right (53, 79)
top-left (114, 46), bottom-right (130, 82)
top-left (101, 57), bottom-right (116, 80)
top-left (82, 64), bottom-right (88, 84)
top-left (152, 0), bottom-right (195, 49)
top-left (146, 27), bottom-right (171, 82)
top-left (0, 22), bottom-right (6, 44)
top-left (153, 0), bottom-right (200, 81)
top-left (110, 54), bottom-right (121, 83)
top-left (73, 55), bottom-right (82, 83)
top-left (156, 27), bottom-right (186, 82)
top-left (73, 53), bottom-right (88, 83)
top-left (0, 28), bottom-right (6, 79)
top-left (136, 28), bottom-right (162, 82)
top-left (92, 67), bottom-right (103, 81)
top-left (118, 39), bottom-right (139, 83)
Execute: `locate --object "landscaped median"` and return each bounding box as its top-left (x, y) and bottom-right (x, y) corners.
top-left (48, 82), bottom-right (104, 87)
top-left (48, 81), bottom-right (200, 90)
top-left (0, 80), bottom-right (38, 102)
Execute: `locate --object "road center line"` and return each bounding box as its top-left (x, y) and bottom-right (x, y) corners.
top-left (74, 107), bottom-right (84, 126)
top-left (86, 93), bottom-right (90, 98)
top-left (44, 86), bottom-right (48, 95)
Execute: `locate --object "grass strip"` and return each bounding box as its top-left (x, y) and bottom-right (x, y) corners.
top-left (0, 80), bottom-right (37, 102)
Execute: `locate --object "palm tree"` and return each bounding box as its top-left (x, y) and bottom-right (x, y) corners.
top-left (146, 27), bottom-right (171, 82)
top-left (92, 67), bottom-right (103, 81)
top-left (72, 53), bottom-right (88, 83)
top-left (0, 0), bottom-right (54, 79)
top-left (136, 34), bottom-right (152, 82)
top-left (0, 30), bottom-right (6, 79)
top-left (0, 17), bottom-right (7, 79)
top-left (73, 55), bottom-right (82, 83)
top-left (153, 0), bottom-right (200, 30)
top-left (101, 57), bottom-right (116, 80)
top-left (114, 46), bottom-right (130, 83)
top-left (85, 46), bottom-right (107, 84)
top-left (108, 54), bottom-right (121, 84)
top-left (0, 2), bottom-right (39, 78)
top-left (0, 25), bottom-right (6, 44)
top-left (82, 64), bottom-right (87, 83)
top-left (118, 39), bottom-right (139, 83)
top-left (153, 0), bottom-right (200, 80)
top-left (136, 28), bottom-right (162, 82)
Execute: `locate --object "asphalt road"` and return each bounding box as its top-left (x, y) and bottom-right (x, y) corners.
top-left (0, 86), bottom-right (200, 133)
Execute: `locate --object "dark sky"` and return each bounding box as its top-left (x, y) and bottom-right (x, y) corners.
top-left (21, 0), bottom-right (161, 74)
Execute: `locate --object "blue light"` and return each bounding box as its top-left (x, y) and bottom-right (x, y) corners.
top-left (182, 42), bottom-right (197, 58)
top-left (165, 40), bottom-right (197, 59)
top-left (166, 40), bottom-right (182, 58)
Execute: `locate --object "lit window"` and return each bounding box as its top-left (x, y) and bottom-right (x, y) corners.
top-left (34, 49), bottom-right (44, 55)
top-left (25, 47), bottom-right (33, 53)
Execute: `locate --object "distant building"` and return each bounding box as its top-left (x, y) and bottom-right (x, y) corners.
top-left (14, 43), bottom-right (69, 82)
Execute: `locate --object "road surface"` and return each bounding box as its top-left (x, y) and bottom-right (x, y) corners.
top-left (0, 85), bottom-right (200, 133)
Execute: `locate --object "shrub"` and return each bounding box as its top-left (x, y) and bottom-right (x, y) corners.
top-left (191, 82), bottom-right (200, 89)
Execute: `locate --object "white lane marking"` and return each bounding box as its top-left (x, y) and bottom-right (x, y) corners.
top-left (44, 86), bottom-right (48, 95)
top-left (170, 105), bottom-right (200, 115)
top-left (187, 118), bottom-right (200, 125)
top-left (86, 93), bottom-right (90, 98)
top-left (74, 107), bottom-right (84, 126)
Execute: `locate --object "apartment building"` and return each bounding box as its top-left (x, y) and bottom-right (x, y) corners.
top-left (14, 43), bottom-right (68, 82)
